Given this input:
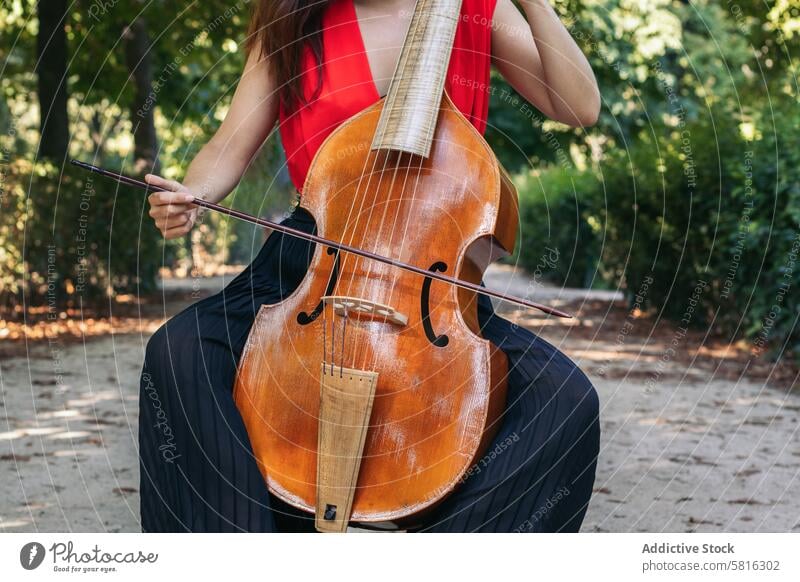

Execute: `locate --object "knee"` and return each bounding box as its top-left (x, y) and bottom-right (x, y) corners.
top-left (552, 361), bottom-right (600, 430)
top-left (571, 369), bottom-right (599, 415)
top-left (142, 315), bottom-right (200, 405)
top-left (144, 322), bottom-right (169, 369)
top-left (144, 312), bottom-right (196, 370)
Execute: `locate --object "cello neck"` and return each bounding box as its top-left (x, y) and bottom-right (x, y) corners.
top-left (370, 0), bottom-right (464, 158)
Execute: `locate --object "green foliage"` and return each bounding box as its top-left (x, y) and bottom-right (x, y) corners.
top-left (0, 0), bottom-right (279, 310)
top-left (727, 102), bottom-right (800, 358)
top-left (509, 0), bottom-right (799, 358)
top-left (516, 93), bottom-right (798, 357)
top-left (598, 108), bottom-right (742, 319)
top-left (0, 156), bottom-right (160, 310)
top-left (512, 167), bottom-right (600, 288)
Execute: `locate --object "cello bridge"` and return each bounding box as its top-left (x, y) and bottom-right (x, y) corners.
top-left (322, 295), bottom-right (408, 326)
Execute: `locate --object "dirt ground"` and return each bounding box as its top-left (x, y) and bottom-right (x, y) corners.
top-left (1, 265), bottom-right (798, 532)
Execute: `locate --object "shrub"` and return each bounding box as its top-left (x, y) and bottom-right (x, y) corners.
top-left (512, 166), bottom-right (600, 289)
top-left (513, 95), bottom-right (799, 359)
top-left (2, 157), bottom-right (160, 314)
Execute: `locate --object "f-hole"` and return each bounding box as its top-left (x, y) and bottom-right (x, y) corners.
top-left (297, 247), bottom-right (340, 325)
top-left (421, 261), bottom-right (449, 347)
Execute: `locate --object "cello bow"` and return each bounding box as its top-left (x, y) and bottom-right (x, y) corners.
top-left (70, 159), bottom-right (573, 319)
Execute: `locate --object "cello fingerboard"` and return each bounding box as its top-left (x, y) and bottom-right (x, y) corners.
top-left (370, 0), bottom-right (464, 158)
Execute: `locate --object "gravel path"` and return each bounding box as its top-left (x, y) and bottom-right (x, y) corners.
top-left (2, 266), bottom-right (798, 532)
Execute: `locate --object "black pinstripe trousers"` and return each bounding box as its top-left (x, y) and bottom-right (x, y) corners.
top-left (138, 207), bottom-right (600, 533)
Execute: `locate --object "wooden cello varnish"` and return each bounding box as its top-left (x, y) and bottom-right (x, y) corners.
top-left (233, 0), bottom-right (519, 531)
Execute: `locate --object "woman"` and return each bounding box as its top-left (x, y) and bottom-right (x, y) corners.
top-left (140, 0), bottom-right (601, 533)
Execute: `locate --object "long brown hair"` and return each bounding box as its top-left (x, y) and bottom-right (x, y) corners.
top-left (245, 0), bottom-right (329, 111)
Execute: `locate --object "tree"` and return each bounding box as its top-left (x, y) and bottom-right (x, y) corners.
top-left (36, 0), bottom-right (69, 160)
top-left (125, 16), bottom-right (160, 173)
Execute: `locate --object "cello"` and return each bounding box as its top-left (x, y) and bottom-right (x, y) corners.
top-left (72, 0), bottom-right (572, 533)
top-left (235, 0), bottom-right (520, 532)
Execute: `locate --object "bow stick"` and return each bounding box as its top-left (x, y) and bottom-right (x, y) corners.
top-left (70, 159), bottom-right (573, 318)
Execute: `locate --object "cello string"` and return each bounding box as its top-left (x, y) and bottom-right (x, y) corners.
top-left (355, 146), bottom-right (417, 371)
top-left (331, 0), bottom-right (432, 368)
top-left (347, 1), bottom-right (434, 371)
top-left (316, 2), bottom-right (418, 373)
top-left (330, 299), bottom-right (337, 376)
top-left (329, 9), bottom-right (423, 370)
top-left (365, 85), bottom-right (442, 371)
top-left (361, 5), bottom-right (454, 372)
top-left (341, 305), bottom-right (348, 376)
top-left (322, 114), bottom-right (398, 371)
top-left (322, 297), bottom-right (328, 368)
top-left (366, 146), bottom-right (427, 373)
top-left (359, 115), bottom-right (431, 371)
top-left (338, 146), bottom-right (397, 372)
top-left (336, 132), bottom-right (405, 369)
top-left (315, 138), bottom-right (382, 374)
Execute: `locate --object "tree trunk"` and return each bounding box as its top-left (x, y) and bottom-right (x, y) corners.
top-left (36, 0), bottom-right (70, 160)
top-left (124, 17), bottom-right (160, 173)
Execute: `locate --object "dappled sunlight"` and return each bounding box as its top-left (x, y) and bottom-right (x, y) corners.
top-left (47, 431), bottom-right (95, 440)
top-left (0, 317), bottom-right (164, 342)
top-left (52, 448), bottom-right (113, 458)
top-left (0, 427), bottom-right (61, 440)
top-left (66, 390), bottom-right (130, 409)
top-left (0, 518), bottom-right (33, 530)
top-left (569, 348), bottom-right (663, 362)
top-left (38, 409), bottom-right (84, 419)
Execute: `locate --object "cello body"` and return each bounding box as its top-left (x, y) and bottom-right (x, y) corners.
top-left (234, 93), bottom-right (518, 525)
top-left (233, 0), bottom-right (520, 529)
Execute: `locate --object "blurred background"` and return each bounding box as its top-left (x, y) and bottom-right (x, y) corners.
top-left (0, 1), bottom-right (799, 532)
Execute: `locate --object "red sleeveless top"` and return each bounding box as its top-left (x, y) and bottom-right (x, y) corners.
top-left (278, 0), bottom-right (497, 193)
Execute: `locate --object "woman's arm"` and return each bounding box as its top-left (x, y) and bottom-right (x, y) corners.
top-left (146, 47), bottom-right (279, 239)
top-left (491, 0), bottom-right (600, 127)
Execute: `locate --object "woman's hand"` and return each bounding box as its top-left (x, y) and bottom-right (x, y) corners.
top-left (145, 174), bottom-right (198, 239)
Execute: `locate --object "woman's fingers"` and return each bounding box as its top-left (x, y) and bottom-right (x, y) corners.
top-left (162, 220), bottom-right (195, 239)
top-left (156, 210), bottom-right (197, 239)
top-left (154, 212), bottom-right (192, 231)
top-left (152, 206), bottom-right (194, 237)
top-left (145, 173), bottom-right (194, 207)
top-left (148, 190), bottom-right (194, 206)
top-left (148, 202), bottom-right (194, 219)
top-left (144, 173), bottom-right (197, 238)
top-left (145, 173), bottom-right (188, 194)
